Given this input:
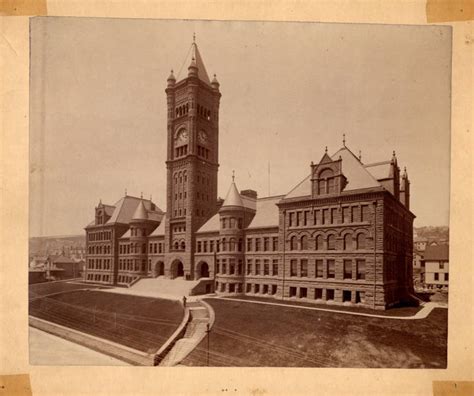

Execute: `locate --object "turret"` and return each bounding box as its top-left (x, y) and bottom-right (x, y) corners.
top-left (400, 167), bottom-right (410, 210)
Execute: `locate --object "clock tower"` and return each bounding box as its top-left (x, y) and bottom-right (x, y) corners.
top-left (164, 38), bottom-right (221, 279)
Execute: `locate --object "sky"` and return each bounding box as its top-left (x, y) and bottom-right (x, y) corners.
top-left (29, 17), bottom-right (451, 237)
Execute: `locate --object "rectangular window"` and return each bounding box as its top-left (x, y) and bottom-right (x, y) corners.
top-left (203, 241), bottom-right (208, 253)
top-left (316, 260), bottom-right (324, 278)
top-left (255, 238), bottom-right (261, 251)
top-left (322, 209), bottom-right (329, 225)
top-left (434, 273), bottom-right (439, 281)
top-left (263, 237), bottom-right (269, 251)
top-left (262, 284), bottom-right (268, 294)
top-left (197, 241), bottom-right (202, 253)
top-left (331, 208), bottom-right (337, 224)
top-left (300, 287), bottom-right (307, 298)
top-left (326, 289), bottom-right (335, 300)
top-left (296, 212), bottom-right (301, 227)
top-left (272, 237), bottom-right (278, 251)
top-left (445, 273), bottom-right (449, 281)
top-left (289, 212), bottom-right (295, 227)
top-left (300, 259), bottom-right (308, 277)
top-left (315, 288), bottom-right (323, 299)
top-left (327, 260), bottom-right (335, 278)
top-left (209, 240), bottom-right (214, 252)
top-left (255, 260), bottom-right (260, 275)
top-left (361, 205), bottom-right (369, 222)
top-left (289, 286), bottom-right (297, 297)
top-left (229, 259), bottom-right (235, 275)
top-left (343, 290), bottom-right (352, 302)
top-left (271, 285), bottom-right (277, 295)
top-left (272, 260), bottom-right (278, 276)
top-left (356, 291), bottom-right (365, 304)
top-left (356, 259), bottom-right (366, 280)
top-left (255, 284), bottom-right (260, 293)
top-left (314, 210), bottom-right (320, 225)
top-left (247, 238), bottom-right (252, 251)
top-left (290, 259), bottom-right (298, 277)
top-left (216, 261), bottom-right (220, 274)
top-left (303, 211), bottom-right (309, 226)
top-left (344, 259), bottom-right (352, 279)
top-left (247, 259), bottom-right (252, 275)
top-left (439, 262), bottom-right (445, 270)
top-left (246, 283), bottom-right (252, 293)
top-left (264, 260), bottom-right (270, 276)
top-left (222, 260), bottom-right (227, 275)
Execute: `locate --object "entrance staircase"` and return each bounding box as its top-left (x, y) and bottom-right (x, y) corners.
top-left (159, 300), bottom-right (211, 366)
top-left (129, 276), bottom-right (200, 300)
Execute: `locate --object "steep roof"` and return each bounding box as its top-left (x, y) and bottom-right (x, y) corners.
top-left (177, 41), bottom-right (211, 85)
top-left (197, 213), bottom-right (220, 233)
top-left (424, 244), bottom-right (449, 261)
top-left (331, 147), bottom-right (380, 191)
top-left (284, 146), bottom-right (382, 200)
top-left (247, 195), bottom-right (283, 229)
top-left (106, 196), bottom-right (163, 225)
top-left (364, 161), bottom-right (392, 180)
top-left (149, 214), bottom-right (166, 237)
top-left (132, 200), bottom-right (148, 221)
top-left (222, 182), bottom-right (244, 208)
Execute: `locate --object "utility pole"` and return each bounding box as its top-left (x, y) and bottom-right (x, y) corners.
top-left (206, 323), bottom-right (211, 366)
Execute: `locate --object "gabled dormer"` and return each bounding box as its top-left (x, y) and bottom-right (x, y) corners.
top-left (95, 200), bottom-right (112, 225)
top-left (311, 147), bottom-right (347, 197)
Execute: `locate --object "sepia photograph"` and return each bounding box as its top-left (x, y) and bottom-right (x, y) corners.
top-left (28, 17), bottom-right (451, 368)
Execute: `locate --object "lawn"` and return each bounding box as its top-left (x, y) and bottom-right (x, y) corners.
top-left (223, 295), bottom-right (422, 317)
top-left (29, 280), bottom-right (108, 301)
top-left (29, 290), bottom-right (183, 353)
top-left (182, 298), bottom-right (447, 368)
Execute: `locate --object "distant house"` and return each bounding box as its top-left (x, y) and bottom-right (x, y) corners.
top-left (422, 245), bottom-right (449, 290)
top-left (412, 249), bottom-right (425, 288)
top-left (46, 255), bottom-right (83, 280)
top-left (414, 237), bottom-right (428, 252)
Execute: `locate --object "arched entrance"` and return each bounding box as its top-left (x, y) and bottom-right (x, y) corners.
top-left (170, 260), bottom-right (184, 279)
top-left (153, 261), bottom-right (164, 277)
top-left (196, 261), bottom-right (210, 279)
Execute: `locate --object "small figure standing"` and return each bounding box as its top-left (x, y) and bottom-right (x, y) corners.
top-left (182, 296), bottom-right (187, 307)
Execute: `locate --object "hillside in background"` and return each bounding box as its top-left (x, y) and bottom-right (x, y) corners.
top-left (29, 235), bottom-right (85, 257)
top-left (414, 226), bottom-right (449, 241)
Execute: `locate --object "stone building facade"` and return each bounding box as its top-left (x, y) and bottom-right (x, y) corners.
top-left (84, 39), bottom-right (415, 309)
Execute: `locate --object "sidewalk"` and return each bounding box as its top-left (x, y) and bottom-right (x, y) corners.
top-left (159, 300), bottom-right (214, 366)
top-left (210, 296), bottom-right (447, 320)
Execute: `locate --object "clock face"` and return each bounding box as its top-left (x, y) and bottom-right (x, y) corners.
top-left (175, 129), bottom-right (188, 145)
top-left (198, 130), bottom-right (208, 144)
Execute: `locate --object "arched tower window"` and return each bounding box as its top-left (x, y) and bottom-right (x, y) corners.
top-left (356, 234), bottom-right (366, 250)
top-left (343, 234), bottom-right (353, 250)
top-left (300, 235), bottom-right (308, 250)
top-left (315, 235), bottom-right (323, 250)
top-left (327, 234), bottom-right (336, 250)
top-left (289, 236), bottom-right (297, 251)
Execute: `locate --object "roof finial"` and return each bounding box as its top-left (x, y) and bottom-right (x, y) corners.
top-left (193, 32), bottom-right (196, 43)
top-left (125, 188), bottom-right (127, 196)
top-left (393, 150), bottom-right (396, 157)
top-left (325, 146), bottom-right (328, 154)
top-left (232, 170), bottom-right (235, 182)
top-left (358, 150), bottom-right (362, 161)
top-left (343, 133), bottom-right (346, 147)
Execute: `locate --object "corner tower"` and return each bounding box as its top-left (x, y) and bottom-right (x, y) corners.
top-left (164, 38), bottom-right (221, 279)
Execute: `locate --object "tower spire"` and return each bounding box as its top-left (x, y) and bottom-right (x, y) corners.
top-left (232, 170), bottom-right (235, 182)
top-left (343, 133), bottom-right (346, 147)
